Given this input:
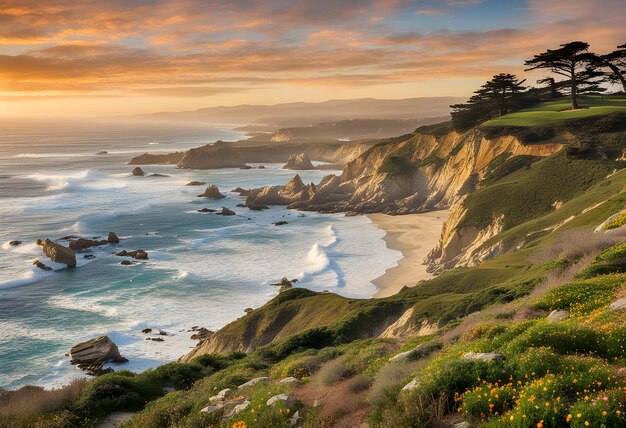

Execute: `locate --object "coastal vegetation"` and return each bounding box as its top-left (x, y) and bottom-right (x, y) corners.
top-left (3, 37), bottom-right (626, 428)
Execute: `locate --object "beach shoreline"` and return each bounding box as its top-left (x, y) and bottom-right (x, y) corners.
top-left (368, 210), bottom-right (450, 298)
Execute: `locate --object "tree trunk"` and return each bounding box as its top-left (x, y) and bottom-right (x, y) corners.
top-left (571, 65), bottom-right (578, 110)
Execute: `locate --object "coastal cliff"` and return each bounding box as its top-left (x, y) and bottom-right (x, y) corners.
top-left (129, 140), bottom-right (373, 169)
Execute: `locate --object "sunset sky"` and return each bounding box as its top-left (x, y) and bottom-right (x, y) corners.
top-left (0, 0), bottom-right (624, 117)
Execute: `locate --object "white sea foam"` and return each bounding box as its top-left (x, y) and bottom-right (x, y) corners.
top-left (47, 295), bottom-right (120, 318)
top-left (0, 270), bottom-right (41, 289)
top-left (304, 243), bottom-right (330, 274)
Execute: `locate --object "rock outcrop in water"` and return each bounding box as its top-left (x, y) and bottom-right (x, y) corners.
top-left (116, 249), bottom-right (149, 260)
top-left (37, 239), bottom-right (76, 267)
top-left (62, 232), bottom-right (119, 251)
top-left (283, 153), bottom-right (314, 170)
top-left (132, 167), bottom-right (145, 176)
top-left (68, 335), bottom-right (127, 375)
top-left (244, 174), bottom-right (310, 209)
top-left (198, 185), bottom-right (226, 199)
top-left (129, 152), bottom-right (185, 165)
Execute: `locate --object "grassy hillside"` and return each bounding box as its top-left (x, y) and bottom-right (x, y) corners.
top-left (2, 114), bottom-right (625, 428)
top-left (483, 96), bottom-right (626, 127)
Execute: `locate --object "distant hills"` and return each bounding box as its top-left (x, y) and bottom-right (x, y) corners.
top-left (134, 97), bottom-right (463, 125)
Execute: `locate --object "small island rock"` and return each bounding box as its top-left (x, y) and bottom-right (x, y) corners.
top-left (37, 239), bottom-right (76, 267)
top-left (283, 153), bottom-right (314, 170)
top-left (198, 185), bottom-right (225, 199)
top-left (69, 335), bottom-right (127, 375)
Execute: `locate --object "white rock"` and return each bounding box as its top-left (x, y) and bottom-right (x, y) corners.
top-left (454, 422), bottom-right (472, 428)
top-left (547, 309), bottom-right (570, 322)
top-left (209, 388), bottom-right (233, 403)
top-left (224, 400), bottom-right (250, 418)
top-left (266, 393), bottom-right (295, 408)
top-left (609, 298), bottom-right (626, 311)
top-left (289, 410), bottom-right (301, 427)
top-left (279, 377), bottom-right (303, 385)
top-left (462, 352), bottom-right (503, 361)
top-left (401, 378), bottom-right (420, 392)
top-left (238, 376), bottom-right (269, 389)
top-left (389, 349), bottom-right (415, 363)
top-left (200, 403), bottom-right (224, 414)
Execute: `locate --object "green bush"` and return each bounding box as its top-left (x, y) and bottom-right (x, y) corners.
top-left (568, 389), bottom-right (626, 427)
top-left (505, 321), bottom-right (606, 356)
top-left (508, 347), bottom-right (563, 380)
top-left (605, 211), bottom-right (626, 230)
top-left (577, 243), bottom-right (626, 279)
top-left (421, 357), bottom-right (510, 400)
top-left (535, 276), bottom-right (620, 315)
top-left (460, 381), bottom-right (516, 419)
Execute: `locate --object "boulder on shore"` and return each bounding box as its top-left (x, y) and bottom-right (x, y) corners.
top-left (37, 239), bottom-right (76, 267)
top-left (198, 185), bottom-right (225, 199)
top-left (283, 153), bottom-right (314, 170)
top-left (132, 167), bottom-right (145, 176)
top-left (68, 335), bottom-right (127, 375)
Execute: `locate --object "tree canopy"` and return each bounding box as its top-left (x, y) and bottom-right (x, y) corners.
top-left (524, 41), bottom-right (601, 110)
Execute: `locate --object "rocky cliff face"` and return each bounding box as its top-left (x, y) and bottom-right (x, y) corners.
top-left (248, 129), bottom-right (562, 214)
top-left (245, 128), bottom-right (564, 270)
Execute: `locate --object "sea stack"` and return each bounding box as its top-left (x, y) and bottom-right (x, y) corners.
top-left (283, 153), bottom-right (314, 170)
top-left (132, 167), bottom-right (145, 176)
top-left (198, 185), bottom-right (226, 199)
top-left (36, 239), bottom-right (76, 267)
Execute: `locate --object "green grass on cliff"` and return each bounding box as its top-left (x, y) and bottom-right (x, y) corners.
top-left (483, 95), bottom-right (626, 127)
top-left (459, 151), bottom-right (624, 231)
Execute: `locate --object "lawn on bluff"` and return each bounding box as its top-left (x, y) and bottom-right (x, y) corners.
top-left (483, 95), bottom-right (626, 127)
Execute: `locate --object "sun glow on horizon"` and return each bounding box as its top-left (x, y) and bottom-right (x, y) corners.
top-left (0, 0), bottom-right (624, 117)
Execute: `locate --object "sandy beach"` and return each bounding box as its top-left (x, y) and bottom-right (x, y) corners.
top-left (368, 210), bottom-right (450, 298)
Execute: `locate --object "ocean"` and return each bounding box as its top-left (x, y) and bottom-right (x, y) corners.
top-left (0, 119), bottom-right (399, 389)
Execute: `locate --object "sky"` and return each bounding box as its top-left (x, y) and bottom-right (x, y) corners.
top-left (0, 0), bottom-right (624, 117)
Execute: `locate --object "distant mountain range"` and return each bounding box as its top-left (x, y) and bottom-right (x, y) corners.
top-left (134, 97), bottom-right (464, 125)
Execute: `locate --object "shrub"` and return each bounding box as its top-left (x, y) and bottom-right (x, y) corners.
top-left (576, 243), bottom-right (626, 279)
top-left (605, 211), bottom-right (626, 230)
top-left (505, 321), bottom-right (606, 356)
top-left (368, 393), bottom-right (447, 428)
top-left (367, 362), bottom-right (418, 406)
top-left (0, 380), bottom-right (87, 427)
top-left (508, 347), bottom-right (563, 380)
top-left (421, 357), bottom-right (510, 400)
top-left (568, 389), bottom-right (626, 427)
top-left (534, 276), bottom-right (621, 315)
top-left (460, 381), bottom-right (516, 419)
top-left (314, 359), bottom-right (350, 386)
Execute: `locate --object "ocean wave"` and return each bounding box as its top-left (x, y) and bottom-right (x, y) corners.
top-left (304, 243), bottom-right (330, 275)
top-left (0, 269), bottom-right (47, 289)
top-left (26, 170), bottom-right (110, 192)
top-left (47, 295), bottom-right (119, 318)
top-left (1, 241), bottom-right (38, 254)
